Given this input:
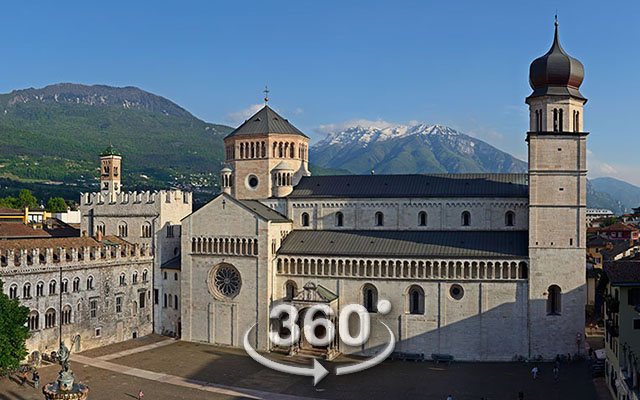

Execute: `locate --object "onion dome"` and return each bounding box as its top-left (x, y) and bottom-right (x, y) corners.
top-left (528, 23), bottom-right (585, 101)
top-left (100, 144), bottom-right (121, 157)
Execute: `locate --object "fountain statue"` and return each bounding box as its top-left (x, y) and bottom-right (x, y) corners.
top-left (42, 339), bottom-right (89, 399)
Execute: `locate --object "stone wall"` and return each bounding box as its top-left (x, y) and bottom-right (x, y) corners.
top-left (1, 244), bottom-right (153, 356)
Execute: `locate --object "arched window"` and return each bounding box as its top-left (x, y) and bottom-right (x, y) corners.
top-left (575, 111), bottom-right (580, 132)
top-left (9, 284), bottom-right (18, 299)
top-left (461, 211), bottom-right (471, 226)
top-left (61, 279), bottom-right (68, 293)
top-left (362, 284), bottom-right (378, 312)
top-left (96, 222), bottom-right (105, 236)
top-left (49, 280), bottom-right (57, 295)
top-left (278, 142), bottom-right (283, 158)
top-left (45, 308), bottom-right (56, 329)
top-left (23, 282), bottom-right (31, 299)
top-left (142, 269), bottom-right (148, 282)
top-left (36, 281), bottom-right (44, 297)
top-left (375, 212), bottom-right (384, 227)
top-left (301, 212), bottom-right (310, 227)
top-left (284, 281), bottom-right (297, 300)
top-left (407, 285), bottom-right (425, 315)
top-left (418, 211), bottom-right (427, 226)
top-left (547, 285), bottom-right (562, 315)
top-left (141, 222), bottom-right (152, 238)
top-left (559, 109), bottom-right (563, 132)
top-left (73, 277), bottom-right (80, 292)
top-left (505, 211), bottom-right (515, 227)
top-left (553, 108), bottom-right (559, 132)
top-left (118, 221), bottom-right (128, 238)
top-left (86, 276), bottom-right (94, 290)
top-left (62, 305), bottom-right (72, 325)
top-left (335, 212), bottom-right (344, 227)
top-left (28, 310), bottom-right (39, 331)
top-left (119, 273), bottom-right (126, 286)
top-left (132, 271), bottom-right (138, 284)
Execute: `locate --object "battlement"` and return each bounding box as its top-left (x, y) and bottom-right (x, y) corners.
top-left (80, 190), bottom-right (192, 207)
top-left (0, 242), bottom-right (152, 270)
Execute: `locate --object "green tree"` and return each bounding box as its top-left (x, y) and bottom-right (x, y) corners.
top-left (46, 197), bottom-right (68, 213)
top-left (601, 217), bottom-right (617, 227)
top-left (0, 196), bottom-right (19, 209)
top-left (17, 189), bottom-right (39, 209)
top-left (0, 279), bottom-right (30, 375)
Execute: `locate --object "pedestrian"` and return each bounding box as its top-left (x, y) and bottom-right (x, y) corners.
top-left (21, 372), bottom-right (27, 386)
top-left (588, 347), bottom-right (593, 358)
top-left (33, 371), bottom-right (39, 389)
top-left (553, 366), bottom-right (559, 381)
top-left (555, 360), bottom-right (560, 370)
top-left (531, 366), bottom-right (538, 380)
top-left (446, 395), bottom-right (452, 400)
top-left (567, 353), bottom-right (572, 365)
top-left (138, 390), bottom-right (144, 400)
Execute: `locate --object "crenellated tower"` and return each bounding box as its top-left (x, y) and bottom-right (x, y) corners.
top-left (526, 21), bottom-right (587, 358)
top-left (222, 102), bottom-right (310, 200)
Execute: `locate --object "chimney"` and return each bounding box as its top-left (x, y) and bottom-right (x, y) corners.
top-left (96, 230), bottom-right (103, 242)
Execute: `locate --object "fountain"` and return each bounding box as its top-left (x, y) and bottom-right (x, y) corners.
top-left (42, 341), bottom-right (89, 399)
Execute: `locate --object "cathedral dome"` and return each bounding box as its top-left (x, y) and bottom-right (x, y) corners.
top-left (528, 23), bottom-right (585, 100)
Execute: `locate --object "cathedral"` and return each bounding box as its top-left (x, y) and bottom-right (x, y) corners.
top-left (180, 23), bottom-right (588, 361)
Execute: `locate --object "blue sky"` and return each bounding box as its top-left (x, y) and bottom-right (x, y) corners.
top-left (1, 1), bottom-right (639, 183)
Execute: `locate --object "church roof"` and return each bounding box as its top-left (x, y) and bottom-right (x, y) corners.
top-left (289, 174), bottom-right (528, 199)
top-left (100, 144), bottom-right (121, 157)
top-left (224, 105), bottom-right (308, 139)
top-left (238, 199), bottom-right (290, 222)
top-left (278, 230), bottom-right (528, 259)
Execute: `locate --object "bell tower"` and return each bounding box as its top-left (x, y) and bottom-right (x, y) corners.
top-left (100, 145), bottom-right (122, 198)
top-left (222, 99), bottom-right (310, 200)
top-left (526, 21), bottom-right (587, 358)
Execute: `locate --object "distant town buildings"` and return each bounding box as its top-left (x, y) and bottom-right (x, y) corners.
top-left (587, 208), bottom-right (615, 225)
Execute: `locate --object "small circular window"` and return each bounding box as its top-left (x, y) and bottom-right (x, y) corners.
top-left (247, 175), bottom-right (259, 190)
top-left (209, 264), bottom-right (241, 299)
top-left (450, 284), bottom-right (464, 300)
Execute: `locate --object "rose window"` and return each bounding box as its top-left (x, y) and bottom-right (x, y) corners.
top-left (212, 265), bottom-right (241, 298)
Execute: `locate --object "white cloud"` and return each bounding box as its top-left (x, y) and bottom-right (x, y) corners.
top-left (587, 148), bottom-right (640, 186)
top-left (225, 104), bottom-right (264, 124)
top-left (294, 107), bottom-right (303, 115)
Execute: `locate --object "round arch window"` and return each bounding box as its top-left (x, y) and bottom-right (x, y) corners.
top-left (450, 284), bottom-right (464, 300)
top-left (209, 264), bottom-right (242, 299)
top-left (247, 175), bottom-right (259, 190)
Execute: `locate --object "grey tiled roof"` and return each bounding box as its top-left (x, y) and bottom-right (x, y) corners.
top-left (604, 261), bottom-right (640, 286)
top-left (239, 200), bottom-right (290, 223)
top-left (288, 174), bottom-right (529, 199)
top-left (278, 230), bottom-right (529, 259)
top-left (161, 255), bottom-right (181, 270)
top-left (224, 105), bottom-right (308, 139)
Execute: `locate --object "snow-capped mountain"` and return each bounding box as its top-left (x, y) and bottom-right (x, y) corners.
top-left (310, 123), bottom-right (527, 175)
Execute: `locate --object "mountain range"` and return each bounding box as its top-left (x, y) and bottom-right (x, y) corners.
top-left (0, 82), bottom-right (637, 213)
top-left (310, 124), bottom-right (527, 174)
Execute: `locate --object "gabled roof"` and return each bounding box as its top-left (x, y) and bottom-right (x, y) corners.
top-left (598, 223), bottom-right (638, 232)
top-left (604, 261), bottom-right (640, 286)
top-left (224, 105), bottom-right (308, 139)
top-left (289, 174), bottom-right (529, 199)
top-left (0, 223), bottom-right (51, 239)
top-left (278, 230), bottom-right (528, 259)
top-left (238, 199), bottom-right (290, 223)
top-left (181, 193), bottom-right (290, 223)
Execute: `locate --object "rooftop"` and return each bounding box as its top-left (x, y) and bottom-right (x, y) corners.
top-left (604, 261), bottom-right (640, 286)
top-left (224, 105), bottom-right (308, 139)
top-left (238, 199), bottom-right (290, 223)
top-left (0, 223), bottom-right (52, 239)
top-left (0, 235), bottom-right (128, 252)
top-left (278, 230), bottom-right (528, 259)
top-left (289, 174), bottom-right (529, 199)
top-left (598, 222), bottom-right (638, 232)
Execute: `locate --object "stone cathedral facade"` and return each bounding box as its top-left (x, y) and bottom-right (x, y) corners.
top-left (180, 24), bottom-right (588, 361)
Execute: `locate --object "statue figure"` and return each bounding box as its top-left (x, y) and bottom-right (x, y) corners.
top-left (57, 341), bottom-right (71, 373)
